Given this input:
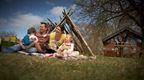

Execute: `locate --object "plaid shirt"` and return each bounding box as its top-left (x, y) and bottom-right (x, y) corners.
top-left (36, 32), bottom-right (49, 47)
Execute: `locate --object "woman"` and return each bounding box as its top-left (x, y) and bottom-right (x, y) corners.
top-left (49, 26), bottom-right (67, 50)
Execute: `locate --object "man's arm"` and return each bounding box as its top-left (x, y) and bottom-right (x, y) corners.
top-left (25, 42), bottom-right (35, 49)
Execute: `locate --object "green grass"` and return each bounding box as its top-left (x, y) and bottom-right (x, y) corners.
top-left (0, 53), bottom-right (144, 80)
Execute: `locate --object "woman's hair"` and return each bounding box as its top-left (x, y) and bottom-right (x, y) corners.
top-left (55, 25), bottom-right (66, 34)
top-left (27, 27), bottom-right (36, 34)
top-left (59, 24), bottom-right (65, 33)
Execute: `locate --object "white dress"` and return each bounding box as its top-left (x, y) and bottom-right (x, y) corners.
top-left (58, 42), bottom-right (79, 57)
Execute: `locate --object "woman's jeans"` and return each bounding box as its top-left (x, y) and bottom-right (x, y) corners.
top-left (1, 44), bottom-right (37, 53)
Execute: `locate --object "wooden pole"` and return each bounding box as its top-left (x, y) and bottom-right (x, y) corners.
top-left (51, 9), bottom-right (72, 32)
top-left (64, 24), bottom-right (84, 53)
top-left (64, 13), bottom-right (95, 56)
top-left (50, 13), bottom-right (83, 53)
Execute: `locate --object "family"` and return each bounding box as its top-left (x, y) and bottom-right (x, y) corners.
top-left (1, 22), bottom-right (80, 59)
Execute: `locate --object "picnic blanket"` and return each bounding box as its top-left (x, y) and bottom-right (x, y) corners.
top-left (18, 51), bottom-right (96, 60)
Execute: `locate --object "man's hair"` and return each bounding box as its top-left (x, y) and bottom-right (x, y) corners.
top-left (40, 22), bottom-right (50, 28)
top-left (40, 22), bottom-right (50, 32)
top-left (27, 27), bottom-right (36, 34)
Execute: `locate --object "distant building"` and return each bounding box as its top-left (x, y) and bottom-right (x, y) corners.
top-left (102, 27), bottom-right (142, 57)
top-left (1, 36), bottom-right (17, 43)
top-left (9, 36), bottom-right (17, 43)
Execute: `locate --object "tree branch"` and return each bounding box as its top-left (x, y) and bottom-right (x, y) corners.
top-left (101, 6), bottom-right (121, 13)
top-left (96, 13), bottom-right (123, 26)
top-left (119, 0), bottom-right (141, 27)
top-left (127, 0), bottom-right (138, 10)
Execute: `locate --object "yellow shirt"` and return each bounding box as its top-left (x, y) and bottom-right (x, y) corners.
top-left (49, 32), bottom-right (66, 47)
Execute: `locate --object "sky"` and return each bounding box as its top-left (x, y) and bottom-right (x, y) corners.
top-left (0, 0), bottom-right (76, 39)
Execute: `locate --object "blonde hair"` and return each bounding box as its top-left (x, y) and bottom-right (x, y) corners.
top-left (64, 34), bottom-right (72, 42)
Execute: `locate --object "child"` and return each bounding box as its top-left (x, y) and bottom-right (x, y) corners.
top-left (19, 27), bottom-right (38, 49)
top-left (57, 34), bottom-right (79, 59)
top-left (1, 27), bottom-right (38, 53)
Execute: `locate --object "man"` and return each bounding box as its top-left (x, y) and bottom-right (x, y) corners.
top-left (35, 22), bottom-right (50, 53)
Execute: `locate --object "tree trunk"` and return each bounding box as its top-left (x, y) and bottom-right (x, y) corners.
top-left (0, 37), bottom-right (1, 51)
top-left (139, 1), bottom-right (144, 57)
top-left (139, 28), bottom-right (144, 57)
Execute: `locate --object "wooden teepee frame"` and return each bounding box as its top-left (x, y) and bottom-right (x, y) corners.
top-left (48, 10), bottom-right (95, 56)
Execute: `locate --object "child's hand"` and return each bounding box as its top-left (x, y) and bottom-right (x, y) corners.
top-left (25, 46), bottom-right (29, 49)
top-left (59, 48), bottom-right (64, 52)
top-left (19, 42), bottom-right (26, 49)
top-left (31, 38), bottom-right (36, 41)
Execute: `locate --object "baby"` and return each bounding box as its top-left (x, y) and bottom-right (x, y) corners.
top-left (57, 34), bottom-right (79, 58)
top-left (19, 27), bottom-right (38, 49)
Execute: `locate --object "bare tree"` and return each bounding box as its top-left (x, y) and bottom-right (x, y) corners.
top-left (75, 0), bottom-right (144, 56)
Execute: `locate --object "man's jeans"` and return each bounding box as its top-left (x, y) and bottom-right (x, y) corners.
top-left (2, 44), bottom-right (37, 53)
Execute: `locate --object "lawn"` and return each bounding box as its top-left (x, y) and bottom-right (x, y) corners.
top-left (0, 53), bottom-right (144, 80)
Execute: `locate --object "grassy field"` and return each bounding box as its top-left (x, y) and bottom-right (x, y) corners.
top-left (0, 53), bottom-right (144, 80)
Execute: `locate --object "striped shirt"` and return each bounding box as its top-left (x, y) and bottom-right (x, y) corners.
top-left (36, 32), bottom-right (49, 45)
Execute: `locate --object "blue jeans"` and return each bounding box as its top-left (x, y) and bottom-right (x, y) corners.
top-left (2, 44), bottom-right (37, 53)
